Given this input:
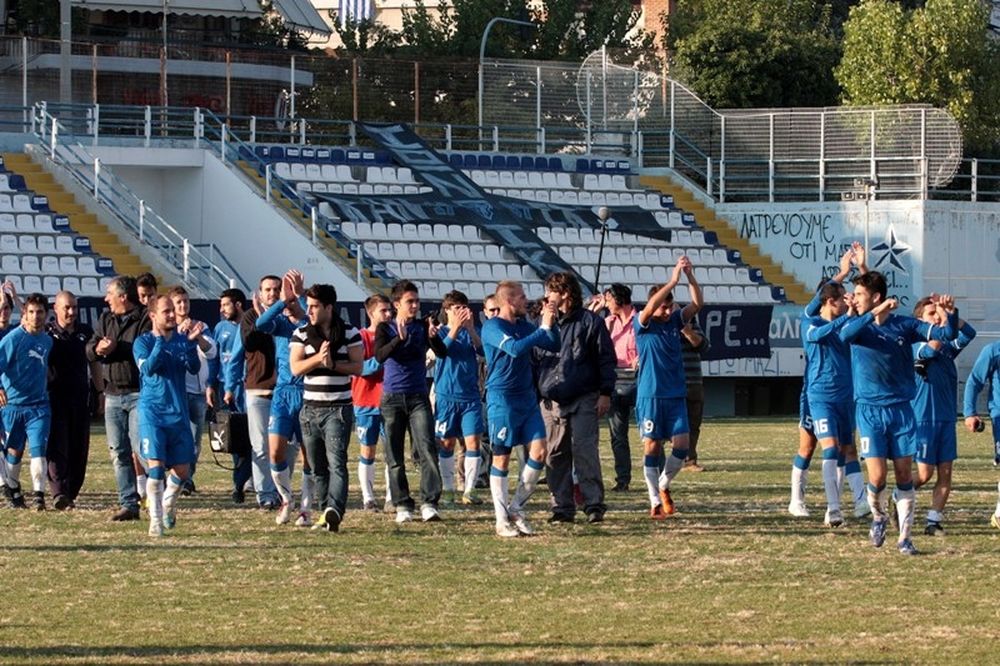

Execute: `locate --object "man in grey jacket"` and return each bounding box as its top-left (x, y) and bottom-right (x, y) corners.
top-left (535, 272), bottom-right (616, 523)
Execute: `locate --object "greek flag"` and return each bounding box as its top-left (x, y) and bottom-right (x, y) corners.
top-left (338, 0), bottom-right (374, 29)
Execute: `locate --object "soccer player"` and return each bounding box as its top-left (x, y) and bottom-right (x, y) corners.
top-left (352, 294), bottom-right (391, 512)
top-left (255, 270), bottom-right (311, 526)
top-left (635, 257), bottom-right (703, 519)
top-left (433, 290), bottom-right (486, 506)
top-left (290, 284), bottom-right (362, 532)
top-left (839, 273), bottom-right (957, 555)
top-left (962, 339), bottom-right (1000, 528)
top-left (0, 284), bottom-right (17, 496)
top-left (213, 288), bottom-right (252, 502)
top-left (374, 280), bottom-right (448, 524)
top-left (134, 294), bottom-right (202, 537)
top-left (911, 296), bottom-right (975, 536)
top-left (481, 280), bottom-right (560, 537)
top-left (0, 294), bottom-right (53, 510)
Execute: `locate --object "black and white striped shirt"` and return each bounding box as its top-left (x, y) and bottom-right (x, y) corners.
top-left (290, 320), bottom-right (362, 406)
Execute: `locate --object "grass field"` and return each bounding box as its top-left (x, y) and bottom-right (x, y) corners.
top-left (2, 418), bottom-right (1000, 664)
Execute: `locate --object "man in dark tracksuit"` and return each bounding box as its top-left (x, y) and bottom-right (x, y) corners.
top-left (86, 276), bottom-right (151, 521)
top-left (46, 291), bottom-right (95, 509)
top-left (536, 272), bottom-right (616, 523)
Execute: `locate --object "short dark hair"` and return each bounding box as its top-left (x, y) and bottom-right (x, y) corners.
top-left (818, 281), bottom-right (845, 304)
top-left (364, 293), bottom-right (390, 314)
top-left (544, 271), bottom-right (582, 310)
top-left (648, 284), bottom-right (674, 302)
top-left (110, 276), bottom-right (139, 306)
top-left (23, 293), bottom-right (47, 310)
top-left (221, 288), bottom-right (246, 304)
top-left (605, 283), bottom-right (632, 306)
top-left (390, 280), bottom-right (418, 302)
top-left (852, 271), bottom-right (887, 301)
top-left (305, 283), bottom-right (338, 308)
top-left (136, 272), bottom-right (158, 290)
top-left (913, 296), bottom-right (934, 318)
top-left (260, 274), bottom-right (281, 286)
top-left (441, 290), bottom-right (469, 310)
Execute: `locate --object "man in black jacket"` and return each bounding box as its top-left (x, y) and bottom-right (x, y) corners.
top-left (86, 276), bottom-right (151, 521)
top-left (536, 272), bottom-right (616, 523)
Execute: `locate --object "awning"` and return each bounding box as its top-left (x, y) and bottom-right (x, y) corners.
top-left (271, 0), bottom-right (332, 36)
top-left (71, 0), bottom-right (264, 19)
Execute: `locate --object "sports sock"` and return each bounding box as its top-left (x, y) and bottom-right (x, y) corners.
top-left (926, 508), bottom-right (943, 524)
top-left (867, 482), bottom-right (888, 520)
top-left (0, 454), bottom-right (7, 488)
top-left (146, 471), bottom-right (164, 527)
top-left (489, 466), bottom-right (509, 524)
top-left (895, 483), bottom-right (916, 540)
top-left (137, 473), bottom-right (148, 500)
top-left (439, 448), bottom-right (455, 492)
top-left (820, 448), bottom-right (840, 513)
top-left (510, 457), bottom-right (544, 515)
top-left (163, 474), bottom-right (182, 519)
top-left (844, 460), bottom-right (865, 504)
top-left (6, 453), bottom-right (22, 488)
top-left (358, 456), bottom-right (375, 504)
top-left (660, 448), bottom-right (687, 489)
top-left (29, 456), bottom-right (46, 494)
top-left (463, 450), bottom-right (480, 495)
top-left (791, 454), bottom-right (810, 504)
top-left (643, 455), bottom-right (661, 508)
top-left (384, 465), bottom-right (391, 503)
top-left (995, 481), bottom-right (1000, 518)
top-left (836, 453), bottom-right (846, 495)
top-left (270, 461), bottom-right (292, 506)
top-left (300, 468), bottom-right (313, 513)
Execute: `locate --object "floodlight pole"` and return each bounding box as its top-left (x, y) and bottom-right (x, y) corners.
top-left (594, 207), bottom-right (610, 291)
top-left (478, 17), bottom-right (537, 146)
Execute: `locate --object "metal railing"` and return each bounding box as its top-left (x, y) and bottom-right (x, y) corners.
top-left (31, 103), bottom-right (247, 295)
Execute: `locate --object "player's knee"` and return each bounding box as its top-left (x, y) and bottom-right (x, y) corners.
top-left (147, 466), bottom-right (166, 481)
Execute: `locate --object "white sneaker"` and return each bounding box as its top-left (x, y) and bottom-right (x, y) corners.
top-left (854, 497), bottom-right (872, 518)
top-left (395, 508), bottom-right (413, 524)
top-left (788, 500), bottom-right (810, 517)
top-left (510, 512), bottom-right (534, 536)
top-left (148, 521), bottom-right (164, 537)
top-left (294, 511), bottom-right (312, 528)
top-left (420, 504), bottom-right (441, 522)
top-left (824, 508), bottom-right (844, 527)
top-left (275, 502), bottom-right (291, 525)
top-left (495, 521), bottom-right (520, 538)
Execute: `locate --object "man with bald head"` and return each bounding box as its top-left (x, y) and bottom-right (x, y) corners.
top-left (46, 291), bottom-right (96, 509)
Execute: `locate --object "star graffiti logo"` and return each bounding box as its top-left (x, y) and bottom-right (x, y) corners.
top-left (871, 225), bottom-right (911, 274)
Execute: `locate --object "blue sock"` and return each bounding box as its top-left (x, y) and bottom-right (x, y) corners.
top-left (793, 454), bottom-right (811, 470)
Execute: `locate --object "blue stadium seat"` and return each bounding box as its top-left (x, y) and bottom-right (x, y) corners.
top-left (6, 175), bottom-right (25, 190)
top-left (268, 146), bottom-right (285, 161)
top-left (330, 149), bottom-right (346, 163)
top-left (286, 146), bottom-right (301, 160)
top-left (315, 148), bottom-right (330, 161)
top-left (301, 147), bottom-right (316, 161)
top-left (96, 257), bottom-right (116, 275)
top-left (30, 195), bottom-right (50, 213)
top-left (491, 155), bottom-right (506, 169)
top-left (374, 150), bottom-right (391, 165)
top-left (449, 154), bottom-right (463, 168)
top-left (238, 146), bottom-right (254, 161)
top-left (477, 155), bottom-right (491, 168)
top-left (576, 158), bottom-right (591, 172)
top-left (463, 154), bottom-right (477, 168)
top-left (73, 237), bottom-right (91, 253)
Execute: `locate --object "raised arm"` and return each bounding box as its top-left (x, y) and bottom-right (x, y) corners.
top-left (806, 314), bottom-right (850, 343)
top-left (963, 345), bottom-right (996, 419)
top-left (839, 311), bottom-right (875, 344)
top-left (640, 257), bottom-right (687, 327)
top-left (681, 261), bottom-right (703, 323)
top-left (134, 335), bottom-right (166, 376)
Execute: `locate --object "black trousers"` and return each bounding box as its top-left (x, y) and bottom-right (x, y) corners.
top-left (47, 398), bottom-right (91, 500)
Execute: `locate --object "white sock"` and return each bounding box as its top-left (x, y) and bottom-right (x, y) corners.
top-left (137, 473), bottom-right (148, 500)
top-left (847, 470), bottom-right (865, 505)
top-left (489, 467), bottom-right (509, 524)
top-left (790, 466), bottom-right (805, 503)
top-left (30, 456), bottom-right (47, 494)
top-left (6, 458), bottom-right (22, 488)
top-left (0, 455), bottom-right (7, 488)
top-left (662, 449), bottom-right (685, 487)
top-left (995, 481), bottom-right (1000, 518)
top-left (926, 509), bottom-right (943, 524)
top-left (643, 455), bottom-right (660, 508)
top-left (146, 476), bottom-right (164, 527)
top-left (384, 465), bottom-right (391, 503)
top-left (463, 452), bottom-right (480, 495)
top-left (510, 458), bottom-right (543, 515)
top-left (867, 485), bottom-right (888, 520)
top-left (163, 475), bottom-right (182, 519)
top-left (271, 464), bottom-right (293, 506)
top-left (821, 457), bottom-right (841, 513)
top-left (896, 487), bottom-right (916, 541)
top-left (300, 469), bottom-right (313, 513)
top-left (439, 451), bottom-right (456, 492)
top-left (358, 457), bottom-right (375, 504)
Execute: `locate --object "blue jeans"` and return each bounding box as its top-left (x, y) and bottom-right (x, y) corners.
top-left (104, 392), bottom-right (142, 510)
top-left (187, 393), bottom-right (207, 479)
top-left (608, 381), bottom-right (636, 486)
top-left (300, 403), bottom-right (353, 518)
top-left (381, 391), bottom-right (441, 510)
top-left (245, 392), bottom-right (278, 505)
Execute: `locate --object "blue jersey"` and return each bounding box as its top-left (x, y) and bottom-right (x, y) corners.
top-left (482, 317), bottom-right (559, 400)
top-left (434, 326), bottom-right (482, 401)
top-left (802, 313), bottom-right (853, 403)
top-left (213, 319), bottom-right (244, 395)
top-left (256, 299), bottom-right (305, 389)
top-left (963, 340), bottom-right (1000, 419)
top-left (840, 310), bottom-right (957, 406)
top-left (635, 310), bottom-right (686, 400)
top-left (0, 327), bottom-right (52, 407)
top-left (912, 322), bottom-right (975, 422)
top-left (134, 331), bottom-right (200, 426)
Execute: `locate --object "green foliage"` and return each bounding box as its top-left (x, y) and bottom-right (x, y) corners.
top-left (836, 0), bottom-right (1000, 153)
top-left (667, 0), bottom-right (842, 108)
top-left (237, 0), bottom-right (310, 50)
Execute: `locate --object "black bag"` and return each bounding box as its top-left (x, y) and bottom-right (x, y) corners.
top-left (209, 410), bottom-right (251, 457)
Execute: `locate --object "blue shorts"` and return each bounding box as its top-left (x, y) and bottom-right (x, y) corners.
top-left (140, 419), bottom-right (195, 467)
top-left (799, 390), bottom-right (813, 432)
top-left (268, 384), bottom-right (303, 441)
top-left (2, 405), bottom-right (51, 457)
top-left (487, 399), bottom-right (545, 455)
top-left (809, 398), bottom-right (854, 444)
top-left (354, 410), bottom-right (383, 447)
top-left (856, 402), bottom-right (916, 460)
top-left (635, 397), bottom-right (689, 442)
top-left (435, 397), bottom-right (485, 439)
top-left (915, 420), bottom-right (957, 465)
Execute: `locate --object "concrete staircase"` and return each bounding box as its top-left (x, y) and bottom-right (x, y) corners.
top-left (236, 161), bottom-right (389, 293)
top-left (640, 174), bottom-right (812, 304)
top-left (4, 152), bottom-right (153, 279)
